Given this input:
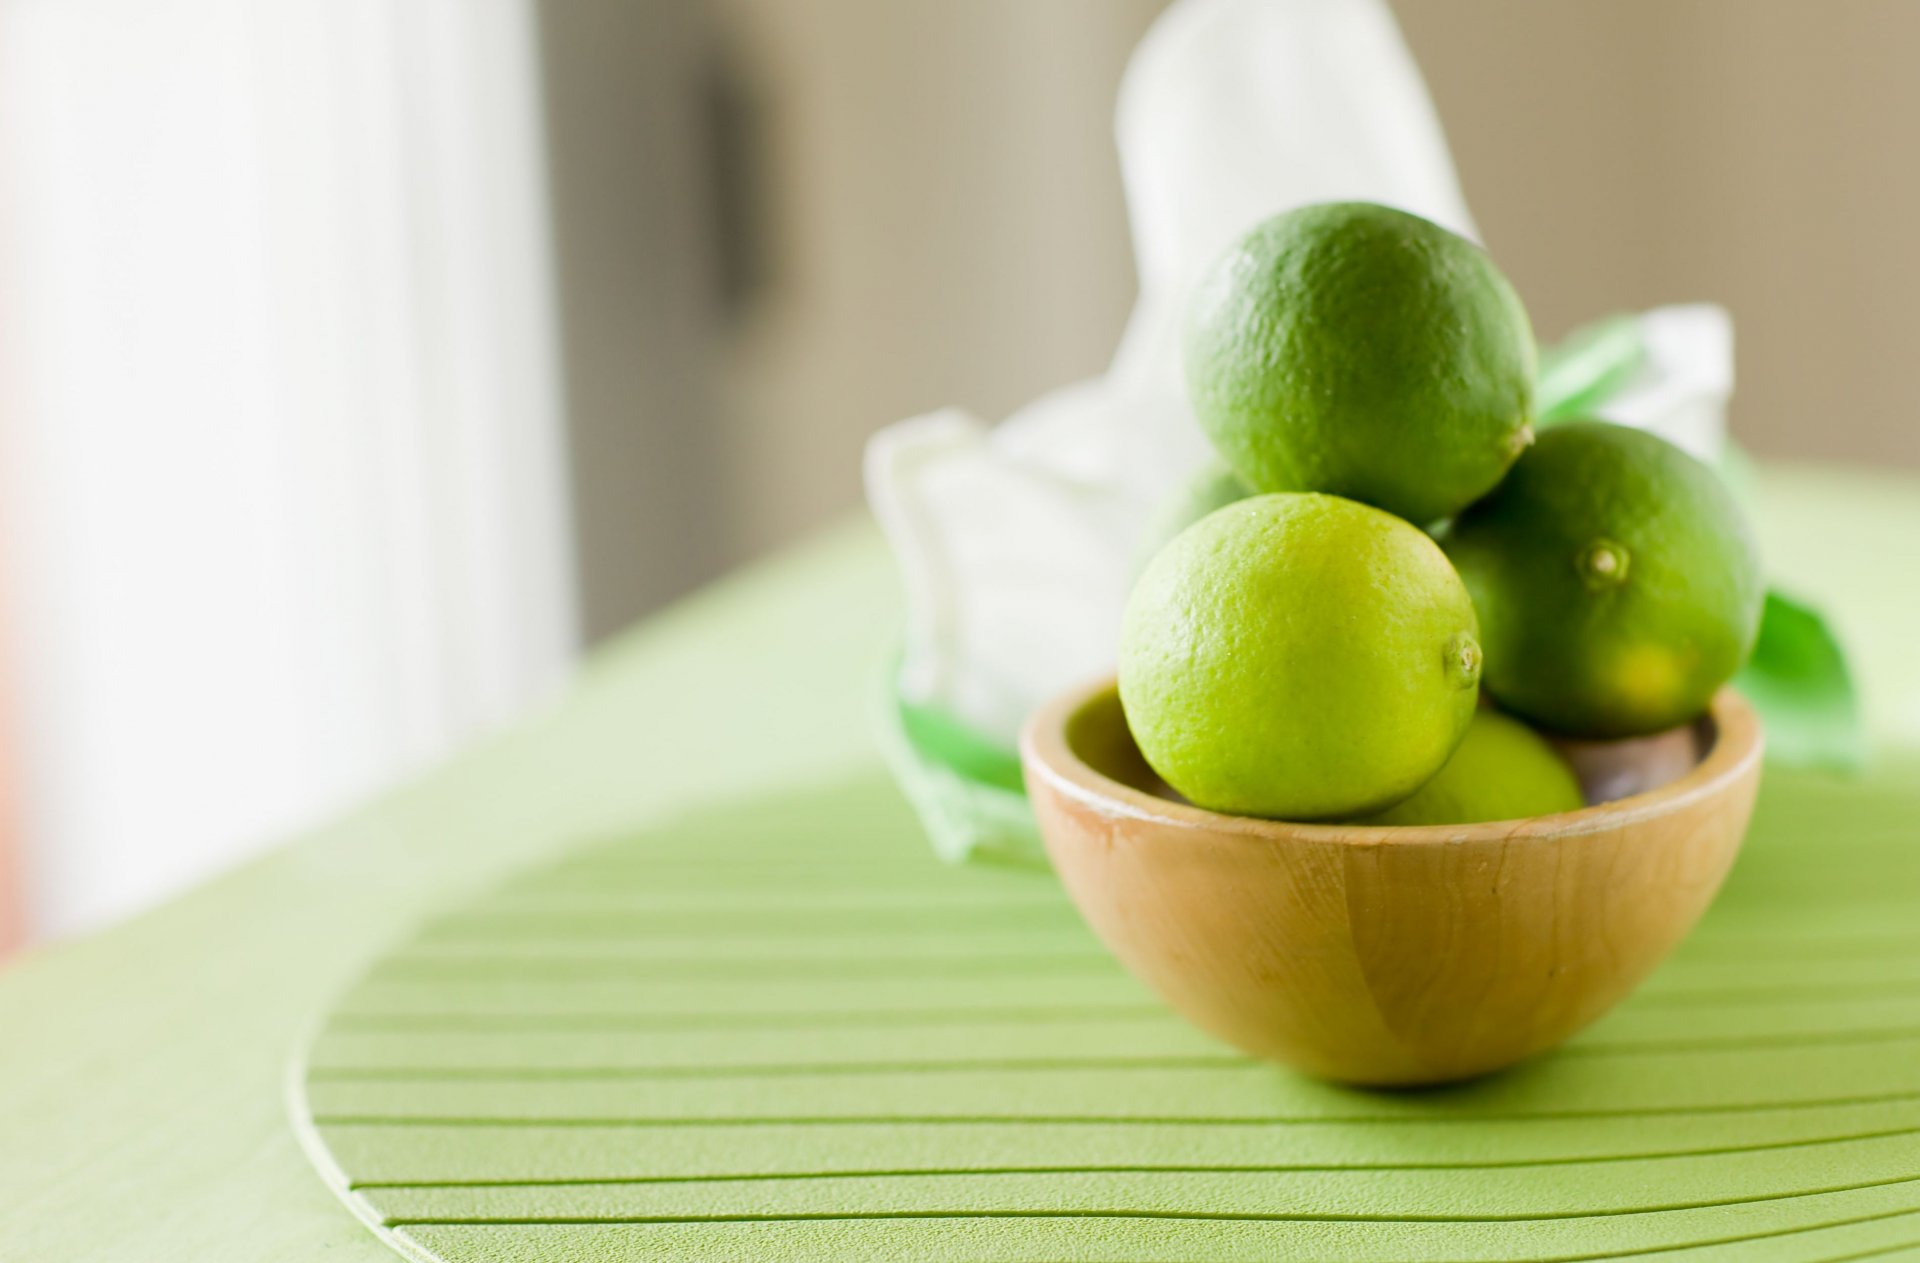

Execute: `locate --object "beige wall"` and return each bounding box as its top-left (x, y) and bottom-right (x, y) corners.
top-left (536, 0), bottom-right (731, 639)
top-left (709, 0), bottom-right (1167, 563)
top-left (1397, 0), bottom-right (1920, 470)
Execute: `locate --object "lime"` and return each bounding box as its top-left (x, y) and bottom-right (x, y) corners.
top-left (1184, 201), bottom-right (1536, 526)
top-left (1362, 708), bottom-right (1585, 826)
top-left (1134, 460), bottom-right (1253, 569)
top-left (1444, 420), bottom-right (1764, 738)
top-left (1119, 493), bottom-right (1482, 820)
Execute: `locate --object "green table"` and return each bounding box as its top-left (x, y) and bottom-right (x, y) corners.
top-left (3, 467), bottom-right (1917, 1262)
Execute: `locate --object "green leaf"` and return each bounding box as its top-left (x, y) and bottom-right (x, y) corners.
top-left (895, 697), bottom-right (1027, 794)
top-left (1537, 315), bottom-right (1645, 423)
top-left (1735, 589), bottom-right (1867, 772)
top-left (882, 685), bottom-right (1046, 869)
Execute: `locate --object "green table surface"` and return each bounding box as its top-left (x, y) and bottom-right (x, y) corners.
top-left (3, 466), bottom-right (1918, 1262)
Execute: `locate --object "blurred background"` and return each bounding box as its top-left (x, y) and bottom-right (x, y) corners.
top-left (1, 0), bottom-right (1914, 944)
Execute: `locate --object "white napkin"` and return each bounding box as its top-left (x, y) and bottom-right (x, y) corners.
top-left (866, 0), bottom-right (1732, 751)
top-left (1594, 304), bottom-right (1733, 464)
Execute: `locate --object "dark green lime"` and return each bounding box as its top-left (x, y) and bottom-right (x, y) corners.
top-left (1184, 201), bottom-right (1536, 526)
top-left (1444, 421), bottom-right (1764, 738)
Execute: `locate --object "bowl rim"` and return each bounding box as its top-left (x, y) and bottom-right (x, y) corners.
top-left (1020, 676), bottom-right (1763, 847)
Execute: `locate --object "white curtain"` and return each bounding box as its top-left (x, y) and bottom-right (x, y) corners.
top-left (0, 0), bottom-right (577, 938)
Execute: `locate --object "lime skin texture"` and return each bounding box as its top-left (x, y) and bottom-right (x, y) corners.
top-left (1119, 492), bottom-right (1483, 821)
top-left (1361, 707), bottom-right (1586, 826)
top-left (1444, 420), bottom-right (1765, 739)
top-left (1184, 201), bottom-right (1537, 527)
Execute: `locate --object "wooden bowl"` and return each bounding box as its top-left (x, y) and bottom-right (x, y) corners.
top-left (1021, 679), bottom-right (1763, 1086)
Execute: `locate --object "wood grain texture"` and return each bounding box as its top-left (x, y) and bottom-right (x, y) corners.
top-left (1026, 683), bottom-right (1761, 1085)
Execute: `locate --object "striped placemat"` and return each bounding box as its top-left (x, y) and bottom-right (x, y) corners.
top-left (292, 763), bottom-right (1920, 1262)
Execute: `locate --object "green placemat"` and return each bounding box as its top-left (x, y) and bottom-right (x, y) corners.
top-left (292, 763), bottom-right (1920, 1263)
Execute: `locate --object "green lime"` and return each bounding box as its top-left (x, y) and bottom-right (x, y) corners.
top-left (1134, 460), bottom-right (1254, 569)
top-left (1444, 420), bottom-right (1764, 738)
top-left (1184, 201), bottom-right (1537, 526)
top-left (1362, 708), bottom-right (1585, 826)
top-left (1119, 493), bottom-right (1482, 820)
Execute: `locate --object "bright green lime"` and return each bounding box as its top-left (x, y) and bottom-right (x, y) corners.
top-left (1184, 201), bottom-right (1536, 526)
top-left (1363, 708), bottom-right (1585, 826)
top-left (1119, 493), bottom-right (1482, 820)
top-left (1444, 420), bottom-right (1765, 738)
top-left (1134, 460), bottom-right (1254, 569)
